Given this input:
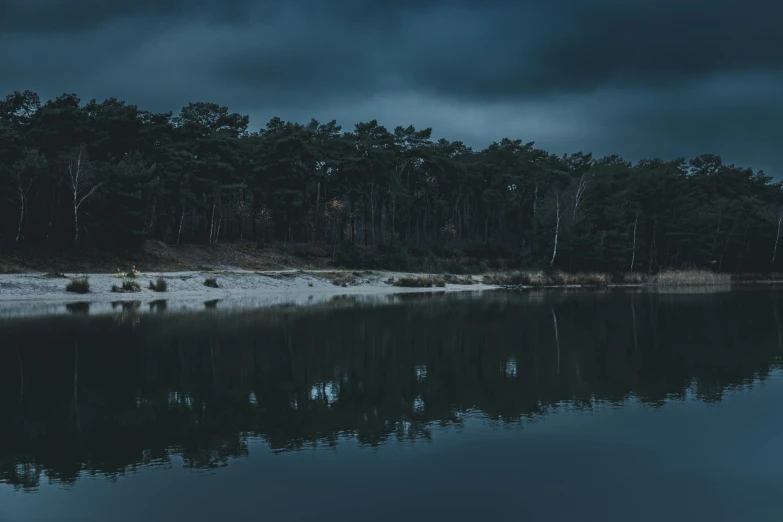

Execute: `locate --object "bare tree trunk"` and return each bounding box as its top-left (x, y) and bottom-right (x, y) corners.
top-left (68, 146), bottom-right (101, 248)
top-left (370, 181), bottom-right (376, 246)
top-left (533, 183), bottom-right (539, 234)
top-left (209, 203), bottom-right (216, 244)
top-left (773, 215), bottom-right (782, 264)
top-left (16, 193), bottom-right (25, 242)
top-left (177, 205), bottom-right (185, 245)
top-left (73, 200), bottom-right (79, 247)
top-left (46, 190), bottom-right (57, 241)
top-left (215, 209), bottom-right (223, 244)
top-left (315, 181), bottom-right (321, 244)
top-left (630, 213), bottom-right (639, 271)
top-left (550, 195), bottom-right (560, 267)
top-left (573, 174), bottom-right (588, 220)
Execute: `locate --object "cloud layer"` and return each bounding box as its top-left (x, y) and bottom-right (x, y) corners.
top-left (1, 0), bottom-right (781, 173)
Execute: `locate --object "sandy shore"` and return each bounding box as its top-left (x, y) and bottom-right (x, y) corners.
top-left (0, 270), bottom-right (496, 318)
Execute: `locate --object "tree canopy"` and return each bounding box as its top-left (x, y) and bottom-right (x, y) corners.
top-left (1, 90), bottom-right (781, 272)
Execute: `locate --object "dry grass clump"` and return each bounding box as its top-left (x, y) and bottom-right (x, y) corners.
top-left (66, 277), bottom-right (90, 294)
top-left (483, 271), bottom-right (610, 287)
top-left (650, 269), bottom-right (730, 287)
top-left (112, 279), bottom-right (141, 293)
top-left (615, 272), bottom-right (647, 284)
top-left (327, 272), bottom-right (358, 287)
top-left (148, 277), bottom-right (168, 292)
top-left (0, 264), bottom-right (23, 274)
top-left (203, 277), bottom-right (219, 288)
top-left (392, 276), bottom-right (446, 288)
top-left (732, 273), bottom-right (783, 282)
top-left (441, 274), bottom-right (475, 285)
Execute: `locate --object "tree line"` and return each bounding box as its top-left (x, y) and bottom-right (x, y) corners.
top-left (2, 90), bottom-right (782, 272)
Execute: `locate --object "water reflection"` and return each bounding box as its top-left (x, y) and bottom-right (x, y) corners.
top-left (1, 289), bottom-right (782, 491)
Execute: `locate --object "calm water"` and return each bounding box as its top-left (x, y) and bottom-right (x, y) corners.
top-left (2, 289), bottom-right (783, 522)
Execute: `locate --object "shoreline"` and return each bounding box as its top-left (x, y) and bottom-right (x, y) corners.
top-left (2, 268), bottom-right (782, 319)
top-left (0, 270), bottom-right (495, 318)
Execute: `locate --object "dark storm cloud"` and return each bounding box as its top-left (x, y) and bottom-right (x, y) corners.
top-left (0, 0), bottom-right (781, 173)
top-left (0, 0), bottom-right (250, 32)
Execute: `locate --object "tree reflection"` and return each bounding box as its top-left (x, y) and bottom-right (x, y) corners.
top-left (1, 289), bottom-right (782, 489)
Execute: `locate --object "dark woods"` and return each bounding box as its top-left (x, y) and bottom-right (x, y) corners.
top-left (2, 90), bottom-right (782, 272)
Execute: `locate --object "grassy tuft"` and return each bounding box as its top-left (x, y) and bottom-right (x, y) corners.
top-left (392, 276), bottom-right (446, 288)
top-left (203, 277), bottom-right (219, 288)
top-left (615, 272), bottom-right (647, 285)
top-left (112, 279), bottom-right (141, 293)
top-left (0, 264), bottom-right (23, 274)
top-left (483, 271), bottom-right (611, 287)
top-left (650, 269), bottom-right (730, 287)
top-left (441, 274), bottom-right (475, 285)
top-left (148, 277), bottom-right (168, 292)
top-left (320, 272), bottom-right (358, 287)
top-left (66, 277), bottom-right (90, 294)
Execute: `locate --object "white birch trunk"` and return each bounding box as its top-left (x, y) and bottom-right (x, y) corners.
top-left (68, 146), bottom-right (101, 248)
top-left (209, 203), bottom-right (216, 244)
top-left (773, 216), bottom-right (782, 264)
top-left (550, 195), bottom-right (560, 267)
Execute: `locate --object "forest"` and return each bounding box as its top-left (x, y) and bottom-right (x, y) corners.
top-left (1, 90), bottom-right (782, 273)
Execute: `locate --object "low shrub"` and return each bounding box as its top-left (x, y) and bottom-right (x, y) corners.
top-left (329, 273), bottom-right (357, 287)
top-left (483, 271), bottom-right (610, 287)
top-left (66, 277), bottom-right (90, 294)
top-left (650, 269), bottom-right (730, 287)
top-left (203, 277), bottom-right (219, 288)
top-left (615, 272), bottom-right (647, 285)
top-left (442, 274), bottom-right (475, 285)
top-left (392, 276), bottom-right (446, 288)
top-left (148, 277), bottom-right (168, 292)
top-left (112, 279), bottom-right (141, 293)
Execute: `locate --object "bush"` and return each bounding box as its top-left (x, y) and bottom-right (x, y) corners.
top-left (203, 277), bottom-right (219, 288)
top-left (66, 277), bottom-right (90, 294)
top-left (112, 279), bottom-right (141, 293)
top-left (442, 274), bottom-right (475, 285)
top-left (483, 270), bottom-right (611, 287)
top-left (392, 276), bottom-right (446, 288)
top-left (149, 277), bottom-right (168, 292)
top-left (650, 269), bottom-right (730, 287)
top-left (0, 264), bottom-right (22, 274)
top-left (326, 272), bottom-right (357, 287)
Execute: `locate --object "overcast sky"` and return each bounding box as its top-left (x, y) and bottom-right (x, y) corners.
top-left (1, 0), bottom-right (781, 174)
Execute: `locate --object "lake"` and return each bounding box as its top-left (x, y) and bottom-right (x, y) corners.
top-left (2, 289), bottom-right (783, 522)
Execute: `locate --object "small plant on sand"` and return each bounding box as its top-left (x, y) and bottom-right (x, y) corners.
top-left (66, 277), bottom-right (90, 294)
top-left (114, 265), bottom-right (141, 279)
top-left (203, 277), bottom-right (219, 288)
top-left (112, 279), bottom-right (141, 293)
top-left (148, 277), bottom-right (168, 292)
